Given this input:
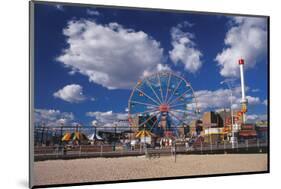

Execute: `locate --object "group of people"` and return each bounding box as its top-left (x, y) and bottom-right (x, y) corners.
top-left (159, 138), bottom-right (173, 148)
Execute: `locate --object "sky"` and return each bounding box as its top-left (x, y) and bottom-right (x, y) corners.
top-left (33, 2), bottom-right (268, 127)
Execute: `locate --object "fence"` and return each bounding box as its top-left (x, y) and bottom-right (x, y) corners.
top-left (33, 139), bottom-right (268, 161)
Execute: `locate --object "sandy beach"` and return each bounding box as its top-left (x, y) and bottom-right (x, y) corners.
top-left (33, 154), bottom-right (268, 186)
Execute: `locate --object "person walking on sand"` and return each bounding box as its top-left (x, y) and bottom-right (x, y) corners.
top-left (185, 141), bottom-right (189, 151)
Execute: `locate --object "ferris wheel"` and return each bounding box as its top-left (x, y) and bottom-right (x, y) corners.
top-left (128, 71), bottom-right (199, 137)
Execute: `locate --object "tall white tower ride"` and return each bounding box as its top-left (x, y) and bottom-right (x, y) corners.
top-left (238, 58), bottom-right (248, 123)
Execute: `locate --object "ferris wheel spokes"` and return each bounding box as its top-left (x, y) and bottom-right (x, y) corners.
top-left (149, 116), bottom-right (160, 132)
top-left (170, 108), bottom-right (196, 115)
top-left (169, 111), bottom-right (187, 126)
top-left (134, 87), bottom-right (161, 106)
top-left (164, 72), bottom-right (172, 103)
top-left (169, 101), bottom-right (198, 110)
top-left (168, 88), bottom-right (192, 106)
top-left (169, 100), bottom-right (194, 112)
top-left (169, 102), bottom-right (190, 109)
top-left (130, 100), bottom-right (159, 108)
top-left (132, 108), bottom-right (159, 116)
top-left (166, 79), bottom-right (183, 104)
top-left (138, 111), bottom-right (160, 128)
top-left (157, 73), bottom-right (165, 102)
top-left (145, 78), bottom-right (162, 104)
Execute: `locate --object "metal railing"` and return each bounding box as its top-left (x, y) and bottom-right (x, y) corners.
top-left (33, 139), bottom-right (268, 161)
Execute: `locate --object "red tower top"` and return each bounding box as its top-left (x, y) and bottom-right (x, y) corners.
top-left (238, 58), bottom-right (245, 65)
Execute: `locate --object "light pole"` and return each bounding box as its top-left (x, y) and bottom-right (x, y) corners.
top-left (41, 122), bottom-right (45, 145)
top-left (60, 122), bottom-right (64, 146)
top-left (92, 120), bottom-right (97, 141)
top-left (220, 80), bottom-right (236, 149)
top-left (113, 123), bottom-right (117, 151)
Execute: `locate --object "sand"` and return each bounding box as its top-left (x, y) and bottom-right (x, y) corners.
top-left (33, 154), bottom-right (268, 186)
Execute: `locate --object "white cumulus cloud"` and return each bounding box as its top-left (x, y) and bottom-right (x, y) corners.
top-left (143, 63), bottom-right (171, 77)
top-left (53, 84), bottom-right (86, 103)
top-left (246, 95), bottom-right (260, 104)
top-left (57, 19), bottom-right (164, 89)
top-left (169, 22), bottom-right (203, 73)
top-left (156, 63), bottom-right (171, 72)
top-left (86, 111), bottom-right (129, 131)
top-left (34, 109), bottom-right (75, 127)
top-left (86, 110), bottom-right (128, 123)
top-left (195, 86), bottom-right (261, 111)
top-left (215, 16), bottom-right (267, 77)
top-left (246, 114), bottom-right (267, 122)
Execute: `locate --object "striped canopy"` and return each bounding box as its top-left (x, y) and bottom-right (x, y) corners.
top-left (135, 130), bottom-right (156, 138)
top-left (61, 132), bottom-right (71, 141)
top-left (61, 132), bottom-right (89, 142)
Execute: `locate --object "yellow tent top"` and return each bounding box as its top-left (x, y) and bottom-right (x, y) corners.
top-left (61, 132), bottom-right (71, 141)
top-left (61, 132), bottom-right (89, 142)
top-left (135, 130), bottom-right (155, 138)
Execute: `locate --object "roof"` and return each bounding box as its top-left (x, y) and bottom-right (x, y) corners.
top-left (135, 130), bottom-right (156, 138)
top-left (61, 132), bottom-right (89, 141)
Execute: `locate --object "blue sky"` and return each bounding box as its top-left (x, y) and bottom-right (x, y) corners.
top-left (34, 3), bottom-right (268, 127)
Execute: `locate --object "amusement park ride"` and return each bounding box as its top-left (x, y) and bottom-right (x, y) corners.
top-left (128, 58), bottom-right (249, 146)
top-left (128, 71), bottom-right (200, 140)
top-left (238, 58), bottom-right (248, 122)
